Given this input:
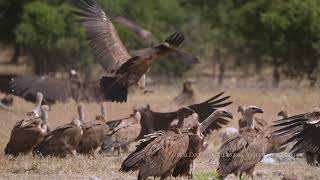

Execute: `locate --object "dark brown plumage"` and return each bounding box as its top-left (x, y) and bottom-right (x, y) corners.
top-left (77, 104), bottom-right (108, 155)
top-left (119, 107), bottom-right (195, 180)
top-left (33, 105), bottom-right (83, 157)
top-left (5, 105), bottom-right (49, 156)
top-left (136, 92), bottom-right (233, 139)
top-left (218, 105), bottom-right (265, 180)
top-left (9, 71), bottom-right (103, 104)
top-left (273, 110), bottom-right (320, 167)
top-left (74, 0), bottom-right (199, 103)
top-left (172, 109), bottom-right (233, 179)
top-left (173, 80), bottom-right (195, 105)
top-left (101, 109), bottom-right (141, 156)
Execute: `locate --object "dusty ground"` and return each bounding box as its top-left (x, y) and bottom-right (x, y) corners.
top-left (0, 82), bottom-right (320, 180)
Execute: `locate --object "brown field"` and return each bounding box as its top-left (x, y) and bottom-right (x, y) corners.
top-left (0, 81), bottom-right (320, 180)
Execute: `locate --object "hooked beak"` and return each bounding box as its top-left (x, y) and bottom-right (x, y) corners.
top-left (223, 111), bottom-right (233, 119)
top-left (255, 108), bottom-right (264, 114)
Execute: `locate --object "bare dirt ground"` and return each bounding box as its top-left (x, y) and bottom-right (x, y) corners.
top-left (0, 82), bottom-right (320, 180)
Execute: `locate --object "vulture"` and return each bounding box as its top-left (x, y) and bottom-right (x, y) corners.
top-left (120, 107), bottom-right (233, 180)
top-left (172, 80), bottom-right (195, 105)
top-left (9, 70), bottom-right (103, 104)
top-left (172, 109), bottom-right (233, 179)
top-left (273, 110), bottom-right (320, 166)
top-left (78, 103), bottom-right (108, 155)
top-left (73, 0), bottom-right (199, 102)
top-left (238, 105), bottom-right (268, 131)
top-left (5, 105), bottom-right (50, 156)
top-left (136, 92), bottom-right (233, 139)
top-left (278, 110), bottom-right (288, 119)
top-left (101, 109), bottom-right (141, 156)
top-left (1, 94), bottom-right (13, 106)
top-left (217, 105), bottom-right (265, 180)
top-left (33, 105), bottom-right (84, 157)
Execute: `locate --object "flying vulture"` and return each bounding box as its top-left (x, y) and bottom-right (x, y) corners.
top-left (101, 109), bottom-right (141, 156)
top-left (73, 0), bottom-right (199, 102)
top-left (77, 103), bottom-right (108, 156)
top-left (33, 105), bottom-right (84, 157)
top-left (273, 110), bottom-right (320, 167)
top-left (135, 92), bottom-right (233, 139)
top-left (5, 105), bottom-right (49, 156)
top-left (9, 70), bottom-right (103, 104)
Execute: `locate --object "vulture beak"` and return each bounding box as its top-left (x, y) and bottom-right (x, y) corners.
top-left (223, 111), bottom-right (233, 119)
top-left (255, 108), bottom-right (264, 114)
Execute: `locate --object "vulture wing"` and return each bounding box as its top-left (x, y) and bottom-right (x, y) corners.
top-left (74, 0), bottom-right (131, 73)
top-left (10, 75), bottom-right (71, 103)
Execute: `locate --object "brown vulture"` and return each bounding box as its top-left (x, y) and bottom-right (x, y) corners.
top-left (136, 92), bottom-right (233, 139)
top-left (5, 105), bottom-right (50, 156)
top-left (73, 0), bottom-right (199, 102)
top-left (238, 105), bottom-right (267, 131)
top-left (77, 103), bottom-right (108, 155)
top-left (9, 70), bottom-right (103, 104)
top-left (120, 108), bottom-right (233, 180)
top-left (273, 110), bottom-right (320, 167)
top-left (172, 109), bottom-right (233, 179)
top-left (33, 105), bottom-right (83, 157)
top-left (217, 105), bottom-right (265, 180)
top-left (172, 80), bottom-right (195, 105)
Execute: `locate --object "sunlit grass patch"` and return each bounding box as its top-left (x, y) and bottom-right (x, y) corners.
top-left (194, 170), bottom-right (218, 180)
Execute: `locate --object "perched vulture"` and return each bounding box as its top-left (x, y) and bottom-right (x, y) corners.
top-left (5, 105), bottom-right (49, 156)
top-left (119, 107), bottom-right (195, 180)
top-left (217, 105), bottom-right (265, 180)
top-left (33, 105), bottom-right (83, 157)
top-left (78, 103), bottom-right (108, 155)
top-left (101, 109), bottom-right (141, 156)
top-left (273, 110), bottom-right (320, 167)
top-left (238, 105), bottom-right (267, 131)
top-left (172, 109), bottom-right (233, 179)
top-left (10, 71), bottom-right (103, 104)
top-left (73, 0), bottom-right (199, 102)
top-left (136, 92), bottom-right (233, 139)
top-left (172, 80), bottom-right (195, 105)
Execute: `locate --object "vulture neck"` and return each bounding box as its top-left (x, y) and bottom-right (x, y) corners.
top-left (101, 104), bottom-right (107, 118)
top-left (41, 109), bottom-right (48, 125)
top-left (78, 106), bottom-right (85, 122)
top-left (34, 94), bottom-right (43, 116)
top-left (177, 115), bottom-right (185, 129)
top-left (243, 112), bottom-right (255, 129)
top-left (199, 111), bottom-right (219, 133)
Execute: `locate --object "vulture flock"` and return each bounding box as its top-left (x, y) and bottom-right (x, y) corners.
top-left (2, 0), bottom-right (320, 180)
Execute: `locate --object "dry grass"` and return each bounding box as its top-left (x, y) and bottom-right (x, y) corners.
top-left (0, 82), bottom-right (320, 180)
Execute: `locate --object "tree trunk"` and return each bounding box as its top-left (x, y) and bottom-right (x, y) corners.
top-left (272, 59), bottom-right (280, 88)
top-left (10, 44), bottom-right (20, 64)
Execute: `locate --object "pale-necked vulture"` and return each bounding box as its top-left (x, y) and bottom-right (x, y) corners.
top-left (217, 105), bottom-right (265, 180)
top-left (238, 105), bottom-right (267, 131)
top-left (119, 107), bottom-right (195, 180)
top-left (73, 0), bottom-right (199, 102)
top-left (172, 109), bottom-right (233, 179)
top-left (9, 70), bottom-right (103, 104)
top-left (78, 103), bottom-right (108, 155)
top-left (136, 92), bottom-right (232, 139)
top-left (172, 80), bottom-right (195, 105)
top-left (101, 109), bottom-right (141, 156)
top-left (33, 105), bottom-right (83, 157)
top-left (5, 105), bottom-right (49, 156)
top-left (273, 110), bottom-right (320, 167)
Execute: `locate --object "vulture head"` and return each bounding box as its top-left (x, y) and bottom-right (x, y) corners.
top-left (277, 110), bottom-right (288, 119)
top-left (242, 105), bottom-right (264, 129)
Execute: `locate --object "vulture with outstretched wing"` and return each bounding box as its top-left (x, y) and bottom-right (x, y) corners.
top-left (74, 0), bottom-right (199, 102)
top-left (273, 110), bottom-right (320, 166)
top-left (136, 92), bottom-right (233, 139)
top-left (10, 71), bottom-right (104, 104)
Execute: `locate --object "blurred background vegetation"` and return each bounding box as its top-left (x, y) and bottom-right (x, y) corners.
top-left (1, 0), bottom-right (320, 87)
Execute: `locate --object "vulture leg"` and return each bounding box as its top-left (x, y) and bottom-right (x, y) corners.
top-left (189, 161), bottom-right (195, 179)
top-left (313, 154), bottom-right (319, 166)
top-left (245, 167), bottom-right (255, 180)
top-left (137, 170), bottom-right (146, 180)
top-left (160, 168), bottom-right (174, 180)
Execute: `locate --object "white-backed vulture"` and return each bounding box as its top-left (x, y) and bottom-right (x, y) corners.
top-left (73, 0), bottom-right (199, 102)
top-left (218, 105), bottom-right (265, 180)
top-left (172, 109), bottom-right (233, 179)
top-left (238, 105), bottom-right (267, 131)
top-left (101, 109), bottom-right (141, 156)
top-left (119, 107), bottom-right (195, 180)
top-left (273, 110), bottom-right (320, 167)
top-left (172, 80), bottom-right (195, 105)
top-left (77, 103), bottom-right (108, 155)
top-left (5, 105), bottom-right (49, 156)
top-left (10, 70), bottom-right (103, 104)
top-left (136, 92), bottom-right (233, 139)
top-left (33, 105), bottom-right (83, 157)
